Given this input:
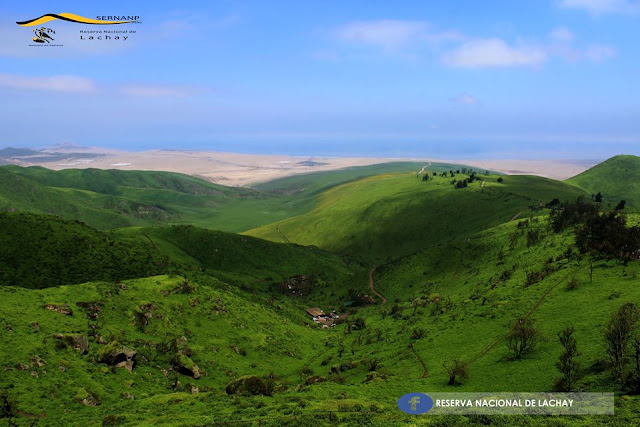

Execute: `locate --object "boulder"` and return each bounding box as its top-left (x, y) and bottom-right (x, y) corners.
top-left (306, 375), bottom-right (327, 385)
top-left (172, 354), bottom-right (200, 379)
top-left (225, 375), bottom-right (274, 396)
top-left (55, 334), bottom-right (89, 354)
top-left (75, 388), bottom-right (100, 407)
top-left (44, 304), bottom-right (73, 316)
top-left (97, 341), bottom-right (137, 370)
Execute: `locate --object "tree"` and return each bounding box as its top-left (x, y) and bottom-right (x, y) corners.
top-left (497, 177), bottom-right (503, 183)
top-left (337, 341), bottom-right (345, 358)
top-left (422, 174), bottom-right (429, 181)
top-left (555, 327), bottom-right (581, 391)
top-left (616, 200), bottom-right (626, 211)
top-left (0, 389), bottom-right (17, 424)
top-left (506, 318), bottom-right (540, 359)
top-left (604, 302), bottom-right (639, 387)
top-left (443, 359), bottom-right (469, 385)
top-left (594, 192), bottom-right (603, 203)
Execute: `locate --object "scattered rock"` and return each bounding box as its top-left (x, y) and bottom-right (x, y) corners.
top-left (225, 376), bottom-right (274, 396)
top-left (76, 301), bottom-right (103, 320)
top-left (172, 354), bottom-right (200, 379)
top-left (306, 375), bottom-right (327, 385)
top-left (122, 392), bottom-right (135, 401)
top-left (55, 334), bottom-right (89, 354)
top-left (30, 371), bottom-right (38, 378)
top-left (97, 341), bottom-right (137, 371)
top-left (280, 275), bottom-right (315, 297)
top-left (115, 360), bottom-right (134, 373)
top-left (16, 363), bottom-right (29, 371)
top-left (190, 384), bottom-right (199, 395)
top-left (44, 304), bottom-right (73, 316)
top-left (75, 388), bottom-right (100, 406)
top-left (6, 324), bottom-right (12, 331)
top-left (31, 322), bottom-right (40, 331)
top-left (30, 356), bottom-right (46, 367)
top-left (363, 372), bottom-right (388, 382)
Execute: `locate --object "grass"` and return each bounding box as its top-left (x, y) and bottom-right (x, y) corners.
top-left (0, 162), bottom-right (460, 233)
top-left (567, 155), bottom-right (640, 209)
top-left (1, 159), bottom-right (640, 425)
top-left (247, 171), bottom-right (587, 261)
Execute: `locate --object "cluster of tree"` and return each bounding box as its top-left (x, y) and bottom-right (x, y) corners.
top-left (605, 302), bottom-right (640, 393)
top-left (575, 212), bottom-right (640, 266)
top-left (548, 197), bottom-right (600, 233)
top-left (549, 198), bottom-right (640, 280)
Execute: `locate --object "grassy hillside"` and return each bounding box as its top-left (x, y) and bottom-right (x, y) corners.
top-left (114, 225), bottom-right (368, 304)
top-left (0, 212), bottom-right (171, 289)
top-left (247, 171), bottom-right (587, 261)
top-left (1, 218), bottom-right (639, 425)
top-left (567, 155), bottom-right (640, 209)
top-left (0, 163), bottom-right (460, 233)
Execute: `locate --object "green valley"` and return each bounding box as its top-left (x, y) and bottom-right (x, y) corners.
top-left (1, 157), bottom-right (640, 426)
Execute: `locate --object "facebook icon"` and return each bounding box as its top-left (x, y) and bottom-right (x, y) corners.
top-left (397, 392), bottom-right (433, 414)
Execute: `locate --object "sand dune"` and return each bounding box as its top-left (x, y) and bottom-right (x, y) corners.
top-left (9, 147), bottom-right (594, 186)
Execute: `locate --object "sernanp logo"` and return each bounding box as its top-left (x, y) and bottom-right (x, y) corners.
top-left (397, 392), bottom-right (433, 415)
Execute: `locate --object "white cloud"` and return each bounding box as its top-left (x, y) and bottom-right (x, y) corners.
top-left (442, 38), bottom-right (547, 68)
top-left (549, 26), bottom-right (575, 42)
top-left (332, 20), bottom-right (463, 52)
top-left (0, 74), bottom-right (97, 93)
top-left (334, 20), bottom-right (428, 50)
top-left (559, 0), bottom-right (640, 15)
top-left (452, 93), bottom-right (479, 104)
top-left (585, 43), bottom-right (617, 61)
top-left (119, 84), bottom-right (192, 97)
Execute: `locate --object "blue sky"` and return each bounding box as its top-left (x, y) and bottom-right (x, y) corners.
top-left (1, 0), bottom-right (639, 159)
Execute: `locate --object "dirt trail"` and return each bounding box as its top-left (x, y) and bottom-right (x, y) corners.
top-left (408, 343), bottom-right (428, 379)
top-left (276, 225), bottom-right (290, 244)
top-left (368, 266), bottom-right (387, 305)
top-left (466, 265), bottom-right (586, 366)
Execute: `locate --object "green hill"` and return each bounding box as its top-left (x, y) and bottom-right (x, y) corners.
top-left (1, 215), bottom-right (639, 425)
top-left (247, 171), bottom-right (587, 261)
top-left (0, 163), bottom-right (463, 233)
top-left (0, 212), bottom-right (171, 289)
top-left (115, 225), bottom-right (368, 303)
top-left (567, 155), bottom-right (640, 209)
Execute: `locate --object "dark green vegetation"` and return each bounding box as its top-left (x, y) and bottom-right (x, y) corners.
top-left (0, 162), bottom-right (458, 233)
top-left (568, 155), bottom-right (640, 209)
top-left (248, 170), bottom-right (587, 260)
top-left (1, 159), bottom-right (640, 425)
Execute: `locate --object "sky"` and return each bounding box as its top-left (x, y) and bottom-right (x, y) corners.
top-left (1, 0), bottom-right (639, 159)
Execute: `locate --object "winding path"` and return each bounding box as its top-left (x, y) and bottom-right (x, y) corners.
top-left (368, 266), bottom-right (387, 305)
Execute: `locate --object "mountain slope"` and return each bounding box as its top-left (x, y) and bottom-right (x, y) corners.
top-left (0, 212), bottom-right (172, 289)
top-left (567, 155), bottom-right (640, 209)
top-left (1, 216), bottom-right (639, 425)
top-left (246, 172), bottom-right (587, 260)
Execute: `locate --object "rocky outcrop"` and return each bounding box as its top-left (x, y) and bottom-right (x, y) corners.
top-left (55, 334), bottom-right (89, 354)
top-left (44, 304), bottom-right (73, 316)
top-left (97, 341), bottom-right (136, 371)
top-left (225, 376), bottom-right (274, 396)
top-left (306, 375), bottom-right (327, 385)
top-left (75, 388), bottom-right (100, 406)
top-left (172, 354), bottom-right (200, 379)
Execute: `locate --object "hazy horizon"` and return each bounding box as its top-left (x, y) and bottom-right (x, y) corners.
top-left (1, 1), bottom-right (639, 160)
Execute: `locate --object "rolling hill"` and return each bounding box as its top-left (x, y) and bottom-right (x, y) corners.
top-left (1, 213), bottom-right (639, 425)
top-left (567, 155), bottom-right (640, 209)
top-left (247, 171), bottom-right (588, 260)
top-left (0, 163), bottom-right (459, 233)
top-left (1, 158), bottom-right (640, 425)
